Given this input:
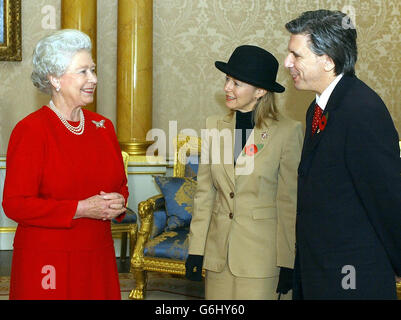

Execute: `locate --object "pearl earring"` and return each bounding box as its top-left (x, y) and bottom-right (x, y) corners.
top-left (56, 86), bottom-right (60, 92)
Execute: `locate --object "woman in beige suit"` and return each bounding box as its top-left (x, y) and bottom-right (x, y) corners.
top-left (185, 45), bottom-right (303, 300)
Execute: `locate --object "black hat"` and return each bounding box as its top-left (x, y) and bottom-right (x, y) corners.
top-left (215, 45), bottom-right (285, 93)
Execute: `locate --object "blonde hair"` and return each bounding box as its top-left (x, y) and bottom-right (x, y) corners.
top-left (253, 92), bottom-right (278, 128)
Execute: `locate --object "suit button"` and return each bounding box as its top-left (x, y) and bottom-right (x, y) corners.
top-left (229, 192), bottom-right (234, 198)
top-left (229, 212), bottom-right (233, 219)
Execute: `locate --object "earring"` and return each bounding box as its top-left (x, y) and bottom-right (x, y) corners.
top-left (56, 86), bottom-right (60, 92)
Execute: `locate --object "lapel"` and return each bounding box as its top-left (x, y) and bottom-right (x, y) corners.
top-left (300, 75), bottom-right (357, 176)
top-left (235, 116), bottom-right (277, 177)
top-left (218, 113), bottom-right (236, 186)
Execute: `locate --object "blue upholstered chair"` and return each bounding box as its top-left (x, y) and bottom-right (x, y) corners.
top-left (111, 151), bottom-right (137, 262)
top-left (129, 135), bottom-right (202, 300)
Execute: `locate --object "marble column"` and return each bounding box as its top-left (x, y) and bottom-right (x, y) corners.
top-left (61, 0), bottom-right (97, 112)
top-left (117, 0), bottom-right (153, 157)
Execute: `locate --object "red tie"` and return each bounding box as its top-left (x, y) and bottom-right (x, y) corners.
top-left (311, 103), bottom-right (323, 135)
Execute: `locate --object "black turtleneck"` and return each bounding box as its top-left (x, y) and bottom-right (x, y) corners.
top-left (234, 110), bottom-right (255, 165)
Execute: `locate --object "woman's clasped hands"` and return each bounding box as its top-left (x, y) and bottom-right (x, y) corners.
top-left (75, 191), bottom-right (127, 220)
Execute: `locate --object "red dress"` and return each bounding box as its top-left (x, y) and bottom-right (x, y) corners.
top-left (2, 106), bottom-right (129, 300)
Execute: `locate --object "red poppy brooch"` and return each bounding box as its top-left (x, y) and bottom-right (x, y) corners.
top-left (317, 112), bottom-right (329, 134)
top-left (243, 144), bottom-right (264, 156)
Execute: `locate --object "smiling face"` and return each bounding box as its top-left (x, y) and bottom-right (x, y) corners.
top-left (284, 34), bottom-right (335, 95)
top-left (223, 75), bottom-right (266, 112)
top-left (57, 50), bottom-right (97, 108)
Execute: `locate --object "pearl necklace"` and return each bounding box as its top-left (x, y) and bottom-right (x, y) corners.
top-left (48, 100), bottom-right (85, 135)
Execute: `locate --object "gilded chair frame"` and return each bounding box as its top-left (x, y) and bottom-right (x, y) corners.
top-left (111, 151), bottom-right (137, 262)
top-left (129, 135), bottom-right (203, 300)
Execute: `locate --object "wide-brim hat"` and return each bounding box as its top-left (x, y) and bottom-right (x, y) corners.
top-left (215, 45), bottom-right (285, 93)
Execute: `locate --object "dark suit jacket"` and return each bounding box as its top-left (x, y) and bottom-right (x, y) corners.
top-left (293, 75), bottom-right (401, 299)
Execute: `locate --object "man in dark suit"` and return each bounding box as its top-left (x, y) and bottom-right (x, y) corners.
top-left (284, 9), bottom-right (401, 299)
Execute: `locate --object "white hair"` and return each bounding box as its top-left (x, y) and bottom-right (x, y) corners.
top-left (31, 29), bottom-right (92, 95)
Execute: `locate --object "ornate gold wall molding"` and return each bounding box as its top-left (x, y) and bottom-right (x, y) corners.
top-left (0, 227), bottom-right (16, 233)
top-left (0, 0), bottom-right (22, 61)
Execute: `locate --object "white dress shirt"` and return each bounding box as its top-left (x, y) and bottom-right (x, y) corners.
top-left (316, 73), bottom-right (344, 110)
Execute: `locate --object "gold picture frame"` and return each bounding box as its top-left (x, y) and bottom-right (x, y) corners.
top-left (0, 0), bottom-right (22, 61)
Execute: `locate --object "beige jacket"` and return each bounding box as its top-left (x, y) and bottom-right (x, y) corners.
top-left (188, 112), bottom-right (303, 278)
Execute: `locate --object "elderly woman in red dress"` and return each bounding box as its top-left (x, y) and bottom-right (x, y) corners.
top-left (2, 29), bottom-right (128, 299)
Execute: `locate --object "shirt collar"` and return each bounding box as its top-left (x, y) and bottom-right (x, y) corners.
top-left (316, 73), bottom-right (343, 110)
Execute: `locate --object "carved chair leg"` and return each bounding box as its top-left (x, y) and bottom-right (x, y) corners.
top-left (129, 269), bottom-right (147, 300)
top-left (129, 225), bottom-right (138, 259)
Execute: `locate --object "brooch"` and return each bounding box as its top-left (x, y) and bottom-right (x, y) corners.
top-left (316, 112), bottom-right (328, 134)
top-left (92, 120), bottom-right (106, 129)
top-left (242, 143), bottom-right (264, 156)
